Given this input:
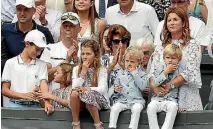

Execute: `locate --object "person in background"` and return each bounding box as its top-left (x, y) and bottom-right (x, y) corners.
top-left (1, 0), bottom-right (16, 24)
top-left (40, 12), bottom-right (80, 91)
top-left (154, 0), bottom-right (207, 52)
top-left (137, 0), bottom-right (171, 21)
top-left (102, 25), bottom-right (111, 55)
top-left (70, 40), bottom-right (109, 129)
top-left (108, 46), bottom-right (148, 129)
top-left (188, 0), bottom-right (208, 23)
top-left (134, 38), bottom-right (155, 73)
top-left (72, 0), bottom-right (106, 55)
top-left (134, 38), bottom-right (155, 103)
top-left (1, 30), bottom-right (54, 115)
top-left (106, 0), bottom-right (159, 44)
top-left (12, 0), bottom-right (62, 42)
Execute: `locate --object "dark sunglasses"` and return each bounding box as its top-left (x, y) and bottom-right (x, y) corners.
top-left (112, 38), bottom-right (129, 44)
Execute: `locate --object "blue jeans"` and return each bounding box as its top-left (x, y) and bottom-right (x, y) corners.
top-left (8, 101), bottom-right (40, 108)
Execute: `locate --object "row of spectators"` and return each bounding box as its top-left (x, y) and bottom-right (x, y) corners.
top-left (1, 0), bottom-right (213, 129)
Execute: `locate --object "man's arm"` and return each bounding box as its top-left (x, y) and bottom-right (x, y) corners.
top-left (1, 36), bottom-right (9, 73)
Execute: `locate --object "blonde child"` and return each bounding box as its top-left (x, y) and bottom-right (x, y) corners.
top-left (147, 43), bottom-right (185, 129)
top-left (108, 46), bottom-right (148, 129)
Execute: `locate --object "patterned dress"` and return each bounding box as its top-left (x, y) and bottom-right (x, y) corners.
top-left (150, 39), bottom-right (203, 111)
top-left (137, 0), bottom-right (171, 21)
top-left (52, 86), bottom-right (72, 109)
top-left (74, 68), bottom-right (110, 110)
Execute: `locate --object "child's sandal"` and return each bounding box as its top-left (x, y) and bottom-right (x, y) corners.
top-left (94, 122), bottom-right (104, 129)
top-left (72, 121), bottom-right (80, 129)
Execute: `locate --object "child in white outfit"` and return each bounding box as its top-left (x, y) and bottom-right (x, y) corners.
top-left (108, 46), bottom-right (149, 129)
top-left (147, 44), bottom-right (184, 129)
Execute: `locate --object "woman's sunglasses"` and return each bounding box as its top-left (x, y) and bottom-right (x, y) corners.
top-left (112, 38), bottom-right (129, 44)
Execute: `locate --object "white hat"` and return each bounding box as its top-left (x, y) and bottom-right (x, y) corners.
top-left (15, 0), bottom-right (36, 8)
top-left (61, 12), bottom-right (80, 25)
top-left (24, 30), bottom-right (47, 48)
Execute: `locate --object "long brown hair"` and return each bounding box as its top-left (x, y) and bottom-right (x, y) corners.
top-left (161, 7), bottom-right (191, 47)
top-left (73, 0), bottom-right (99, 35)
top-left (77, 39), bottom-right (101, 87)
top-left (107, 24), bottom-right (131, 52)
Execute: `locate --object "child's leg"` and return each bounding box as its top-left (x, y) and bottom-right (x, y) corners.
top-left (147, 100), bottom-right (161, 129)
top-left (129, 103), bottom-right (143, 129)
top-left (109, 102), bottom-right (128, 128)
top-left (161, 101), bottom-right (178, 129)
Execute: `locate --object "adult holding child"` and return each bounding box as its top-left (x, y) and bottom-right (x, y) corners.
top-left (149, 7), bottom-right (203, 113)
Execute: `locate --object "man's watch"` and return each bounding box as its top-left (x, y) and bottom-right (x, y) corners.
top-left (41, 20), bottom-right (48, 26)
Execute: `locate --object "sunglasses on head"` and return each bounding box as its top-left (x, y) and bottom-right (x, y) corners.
top-left (112, 38), bottom-right (129, 44)
top-left (61, 14), bottom-right (79, 22)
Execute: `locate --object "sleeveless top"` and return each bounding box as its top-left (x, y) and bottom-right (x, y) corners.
top-left (77, 18), bottom-right (99, 43)
top-left (77, 18), bottom-right (99, 57)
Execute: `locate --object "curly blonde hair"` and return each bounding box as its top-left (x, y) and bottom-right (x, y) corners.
top-left (161, 7), bottom-right (191, 47)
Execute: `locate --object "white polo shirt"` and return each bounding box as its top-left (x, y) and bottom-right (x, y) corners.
top-left (105, 1), bottom-right (159, 44)
top-left (40, 41), bottom-right (69, 91)
top-left (1, 55), bottom-right (48, 106)
top-left (154, 16), bottom-right (207, 46)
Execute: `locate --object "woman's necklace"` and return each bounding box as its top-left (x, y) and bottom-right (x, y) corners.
top-left (80, 21), bottom-right (90, 27)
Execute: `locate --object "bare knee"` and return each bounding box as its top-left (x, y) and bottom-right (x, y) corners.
top-left (71, 91), bottom-right (80, 99)
top-left (86, 104), bottom-right (96, 110)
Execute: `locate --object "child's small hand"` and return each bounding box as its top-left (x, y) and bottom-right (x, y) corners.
top-left (37, 92), bottom-right (53, 100)
top-left (114, 85), bottom-right (122, 93)
top-left (80, 61), bottom-right (90, 76)
top-left (164, 64), bottom-right (177, 75)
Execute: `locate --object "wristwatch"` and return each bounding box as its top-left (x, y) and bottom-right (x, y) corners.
top-left (41, 20), bottom-right (48, 26)
top-left (170, 82), bottom-right (175, 89)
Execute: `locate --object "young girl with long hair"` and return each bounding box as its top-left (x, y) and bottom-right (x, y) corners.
top-left (70, 39), bottom-right (109, 129)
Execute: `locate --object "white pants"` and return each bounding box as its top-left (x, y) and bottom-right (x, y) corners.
top-left (109, 102), bottom-right (143, 129)
top-left (147, 100), bottom-right (178, 129)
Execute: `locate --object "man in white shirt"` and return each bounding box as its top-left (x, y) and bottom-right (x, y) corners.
top-left (95, 0), bottom-right (118, 18)
top-left (105, 0), bottom-right (159, 44)
top-left (40, 12), bottom-right (81, 91)
top-left (154, 0), bottom-right (207, 49)
top-left (2, 30), bottom-right (54, 115)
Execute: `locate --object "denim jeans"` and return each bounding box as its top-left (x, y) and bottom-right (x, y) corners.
top-left (8, 101), bottom-right (40, 108)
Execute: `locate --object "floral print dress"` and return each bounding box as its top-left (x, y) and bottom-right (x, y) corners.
top-left (150, 39), bottom-right (203, 111)
top-left (74, 68), bottom-right (110, 110)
